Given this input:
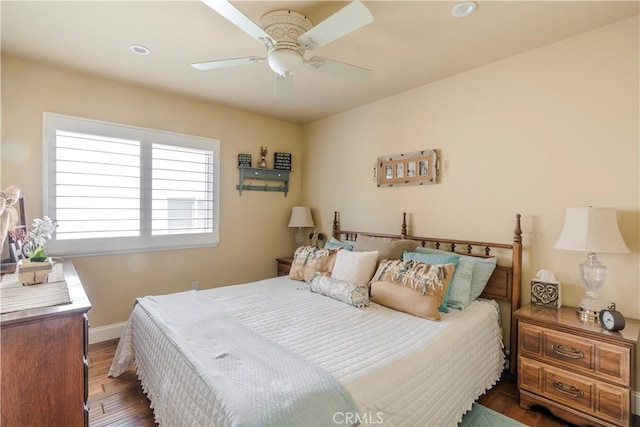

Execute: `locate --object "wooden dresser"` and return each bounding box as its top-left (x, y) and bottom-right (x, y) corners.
top-left (515, 303), bottom-right (639, 427)
top-left (1, 261), bottom-right (91, 426)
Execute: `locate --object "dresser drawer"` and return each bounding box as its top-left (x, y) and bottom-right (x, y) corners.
top-left (519, 357), bottom-right (629, 426)
top-left (519, 322), bottom-right (630, 386)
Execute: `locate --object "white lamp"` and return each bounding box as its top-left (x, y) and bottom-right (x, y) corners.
top-left (288, 206), bottom-right (315, 247)
top-left (554, 207), bottom-right (629, 321)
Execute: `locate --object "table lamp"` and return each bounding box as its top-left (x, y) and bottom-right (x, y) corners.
top-left (288, 206), bottom-right (315, 247)
top-left (554, 207), bottom-right (629, 321)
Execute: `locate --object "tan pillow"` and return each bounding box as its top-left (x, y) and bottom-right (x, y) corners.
top-left (288, 246), bottom-right (341, 282)
top-left (370, 258), bottom-right (411, 282)
top-left (370, 280), bottom-right (442, 321)
top-left (352, 235), bottom-right (419, 262)
top-left (370, 261), bottom-right (456, 320)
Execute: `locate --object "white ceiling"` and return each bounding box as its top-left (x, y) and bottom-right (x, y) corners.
top-left (2, 1), bottom-right (638, 124)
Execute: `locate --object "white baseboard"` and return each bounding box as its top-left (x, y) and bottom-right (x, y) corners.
top-left (89, 321), bottom-right (126, 344)
top-left (88, 322), bottom-right (640, 416)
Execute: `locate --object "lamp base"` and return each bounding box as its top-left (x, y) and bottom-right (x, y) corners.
top-left (295, 227), bottom-right (304, 247)
top-left (577, 295), bottom-right (603, 322)
top-left (576, 305), bottom-right (600, 322)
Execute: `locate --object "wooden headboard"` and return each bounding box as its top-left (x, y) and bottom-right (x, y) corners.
top-left (332, 211), bottom-right (523, 375)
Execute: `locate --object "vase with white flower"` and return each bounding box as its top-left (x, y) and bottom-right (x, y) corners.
top-left (10, 216), bottom-right (57, 285)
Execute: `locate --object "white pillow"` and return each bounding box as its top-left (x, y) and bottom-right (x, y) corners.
top-left (331, 250), bottom-right (379, 285)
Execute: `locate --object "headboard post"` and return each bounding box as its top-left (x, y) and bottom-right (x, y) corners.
top-left (509, 213), bottom-right (523, 375)
top-left (332, 211), bottom-right (340, 239)
top-left (401, 212), bottom-right (408, 238)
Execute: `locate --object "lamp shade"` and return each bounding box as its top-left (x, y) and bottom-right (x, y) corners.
top-left (288, 206), bottom-right (315, 228)
top-left (554, 207), bottom-right (629, 253)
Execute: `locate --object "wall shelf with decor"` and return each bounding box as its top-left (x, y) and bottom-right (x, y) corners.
top-left (237, 167), bottom-right (290, 196)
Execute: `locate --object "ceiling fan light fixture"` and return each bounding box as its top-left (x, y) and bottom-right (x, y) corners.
top-left (451, 1), bottom-right (477, 18)
top-left (268, 49), bottom-right (303, 76)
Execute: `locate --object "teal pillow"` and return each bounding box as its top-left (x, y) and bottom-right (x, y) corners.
top-left (324, 237), bottom-right (354, 251)
top-left (414, 247), bottom-right (496, 304)
top-left (468, 257), bottom-right (497, 300)
top-left (402, 248), bottom-right (473, 313)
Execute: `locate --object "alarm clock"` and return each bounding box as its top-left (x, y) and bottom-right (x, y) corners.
top-left (599, 303), bottom-right (625, 331)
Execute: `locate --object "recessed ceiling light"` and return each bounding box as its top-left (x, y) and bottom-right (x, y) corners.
top-left (129, 44), bottom-right (151, 55)
top-left (451, 1), bottom-right (477, 18)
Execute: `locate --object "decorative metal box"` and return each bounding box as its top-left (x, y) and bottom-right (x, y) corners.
top-left (530, 279), bottom-right (561, 309)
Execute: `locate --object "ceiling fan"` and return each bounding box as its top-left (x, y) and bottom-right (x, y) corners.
top-left (192, 0), bottom-right (374, 98)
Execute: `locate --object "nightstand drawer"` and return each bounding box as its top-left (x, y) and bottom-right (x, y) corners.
top-left (519, 357), bottom-right (629, 426)
top-left (519, 322), bottom-right (630, 386)
top-left (276, 257), bottom-right (292, 277)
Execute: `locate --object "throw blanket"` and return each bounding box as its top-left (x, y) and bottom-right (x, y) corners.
top-left (110, 290), bottom-right (358, 426)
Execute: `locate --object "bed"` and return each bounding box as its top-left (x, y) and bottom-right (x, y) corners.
top-left (109, 212), bottom-right (523, 426)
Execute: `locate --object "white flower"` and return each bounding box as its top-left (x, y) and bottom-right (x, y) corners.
top-left (29, 216), bottom-right (56, 246)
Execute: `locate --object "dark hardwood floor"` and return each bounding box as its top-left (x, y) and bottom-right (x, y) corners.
top-left (86, 339), bottom-right (613, 427)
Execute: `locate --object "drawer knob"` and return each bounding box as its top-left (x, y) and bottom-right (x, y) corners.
top-left (551, 381), bottom-right (584, 398)
top-left (551, 343), bottom-right (584, 359)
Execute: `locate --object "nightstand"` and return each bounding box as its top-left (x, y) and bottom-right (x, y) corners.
top-left (276, 257), bottom-right (293, 277)
top-left (515, 303), bottom-right (639, 427)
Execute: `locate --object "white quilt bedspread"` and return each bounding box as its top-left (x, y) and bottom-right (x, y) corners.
top-left (110, 276), bottom-right (504, 427)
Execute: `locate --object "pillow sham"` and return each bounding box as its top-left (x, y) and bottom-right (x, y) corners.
top-left (414, 247), bottom-right (496, 302)
top-left (288, 246), bottom-right (341, 283)
top-left (403, 251), bottom-right (472, 310)
top-left (352, 235), bottom-right (419, 263)
top-left (331, 250), bottom-right (379, 285)
top-left (324, 237), bottom-right (354, 251)
top-left (310, 275), bottom-right (370, 308)
top-left (370, 259), bottom-right (455, 320)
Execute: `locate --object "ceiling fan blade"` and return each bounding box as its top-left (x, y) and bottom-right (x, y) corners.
top-left (298, 1), bottom-right (373, 51)
top-left (305, 57), bottom-right (372, 81)
top-left (200, 0), bottom-right (273, 45)
top-left (192, 57), bottom-right (265, 71)
top-left (274, 74), bottom-right (293, 98)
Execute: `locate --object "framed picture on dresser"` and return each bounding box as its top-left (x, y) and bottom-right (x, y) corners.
top-left (1, 193), bottom-right (26, 273)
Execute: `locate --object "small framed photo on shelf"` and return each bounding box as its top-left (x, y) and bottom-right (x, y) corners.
top-left (238, 154), bottom-right (252, 167)
top-left (273, 152), bottom-right (292, 171)
top-left (377, 149), bottom-right (438, 187)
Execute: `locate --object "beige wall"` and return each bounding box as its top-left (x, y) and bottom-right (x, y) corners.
top-left (1, 55), bottom-right (304, 327)
top-left (302, 17), bottom-right (639, 388)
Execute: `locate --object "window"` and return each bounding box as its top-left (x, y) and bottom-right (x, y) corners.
top-left (43, 113), bottom-right (220, 257)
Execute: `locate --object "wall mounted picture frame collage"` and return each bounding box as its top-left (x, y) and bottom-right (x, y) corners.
top-left (376, 149), bottom-right (438, 187)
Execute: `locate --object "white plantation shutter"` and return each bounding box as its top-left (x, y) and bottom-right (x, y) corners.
top-left (44, 113), bottom-right (220, 257)
top-left (151, 143), bottom-right (214, 235)
top-left (55, 131), bottom-right (141, 240)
